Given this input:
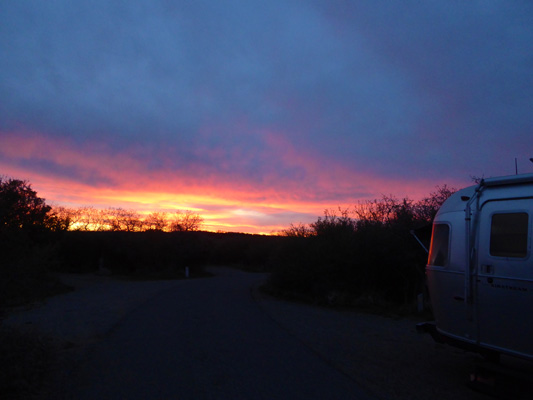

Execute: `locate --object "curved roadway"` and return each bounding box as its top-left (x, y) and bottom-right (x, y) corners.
top-left (64, 268), bottom-right (372, 399)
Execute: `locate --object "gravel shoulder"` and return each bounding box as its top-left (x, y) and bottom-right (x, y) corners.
top-left (4, 268), bottom-right (531, 399)
top-left (254, 288), bottom-right (488, 400)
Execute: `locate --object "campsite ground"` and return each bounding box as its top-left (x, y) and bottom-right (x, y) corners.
top-left (4, 267), bottom-right (532, 399)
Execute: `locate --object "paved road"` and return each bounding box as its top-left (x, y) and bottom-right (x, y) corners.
top-left (64, 268), bottom-right (373, 399)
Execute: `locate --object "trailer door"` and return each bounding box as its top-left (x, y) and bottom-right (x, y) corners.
top-left (477, 199), bottom-right (533, 359)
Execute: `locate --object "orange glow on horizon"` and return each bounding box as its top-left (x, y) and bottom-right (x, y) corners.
top-left (0, 131), bottom-right (467, 234)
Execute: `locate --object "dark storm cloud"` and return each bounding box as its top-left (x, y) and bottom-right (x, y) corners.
top-left (1, 0), bottom-right (533, 190)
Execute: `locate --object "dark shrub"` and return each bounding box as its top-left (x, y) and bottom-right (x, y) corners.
top-left (268, 188), bottom-right (455, 309)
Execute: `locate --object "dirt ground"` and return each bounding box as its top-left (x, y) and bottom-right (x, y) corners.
top-left (254, 288), bottom-right (533, 400)
top-left (5, 269), bottom-right (533, 400)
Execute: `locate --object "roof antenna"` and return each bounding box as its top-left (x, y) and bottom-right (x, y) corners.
top-left (515, 157), bottom-right (518, 175)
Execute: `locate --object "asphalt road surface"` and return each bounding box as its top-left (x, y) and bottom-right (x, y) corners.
top-left (63, 268), bottom-right (373, 399)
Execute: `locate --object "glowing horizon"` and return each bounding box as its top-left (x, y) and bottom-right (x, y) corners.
top-left (0, 131), bottom-right (465, 234)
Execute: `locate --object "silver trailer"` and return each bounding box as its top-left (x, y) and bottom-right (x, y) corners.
top-left (420, 173), bottom-right (533, 361)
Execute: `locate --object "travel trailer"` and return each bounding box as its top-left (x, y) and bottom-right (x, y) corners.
top-left (419, 173), bottom-right (533, 362)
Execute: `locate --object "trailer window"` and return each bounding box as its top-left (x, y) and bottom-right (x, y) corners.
top-left (428, 224), bottom-right (450, 266)
top-left (490, 213), bottom-right (528, 258)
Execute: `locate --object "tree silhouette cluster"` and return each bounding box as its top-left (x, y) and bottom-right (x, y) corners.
top-left (0, 177), bottom-right (68, 235)
top-left (280, 185), bottom-right (455, 238)
top-left (0, 176), bottom-right (205, 308)
top-left (53, 207), bottom-right (204, 232)
top-left (0, 177), bottom-right (72, 308)
top-left (269, 186), bottom-right (456, 309)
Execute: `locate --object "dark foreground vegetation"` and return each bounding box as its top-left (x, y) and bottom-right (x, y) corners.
top-left (266, 187), bottom-right (455, 312)
top-left (57, 230), bottom-right (283, 276)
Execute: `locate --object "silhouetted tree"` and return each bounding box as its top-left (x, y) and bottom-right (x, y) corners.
top-left (54, 206), bottom-right (88, 230)
top-left (0, 177), bottom-right (62, 234)
top-left (279, 222), bottom-right (315, 237)
top-left (0, 177), bottom-right (70, 308)
top-left (107, 208), bottom-right (143, 232)
top-left (145, 212), bottom-right (169, 231)
top-left (353, 195), bottom-right (406, 226)
top-left (412, 185), bottom-right (456, 224)
top-left (311, 208), bottom-right (355, 236)
top-left (49, 206), bottom-right (74, 231)
top-left (92, 208), bottom-right (112, 231)
top-left (169, 210), bottom-right (204, 232)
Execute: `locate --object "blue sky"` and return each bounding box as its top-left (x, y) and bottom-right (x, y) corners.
top-left (1, 1), bottom-right (532, 233)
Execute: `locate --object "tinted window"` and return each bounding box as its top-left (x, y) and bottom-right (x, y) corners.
top-left (490, 212), bottom-right (529, 258)
top-left (428, 224), bottom-right (450, 266)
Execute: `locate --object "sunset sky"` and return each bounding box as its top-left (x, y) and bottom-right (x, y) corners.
top-left (1, 1), bottom-right (532, 234)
